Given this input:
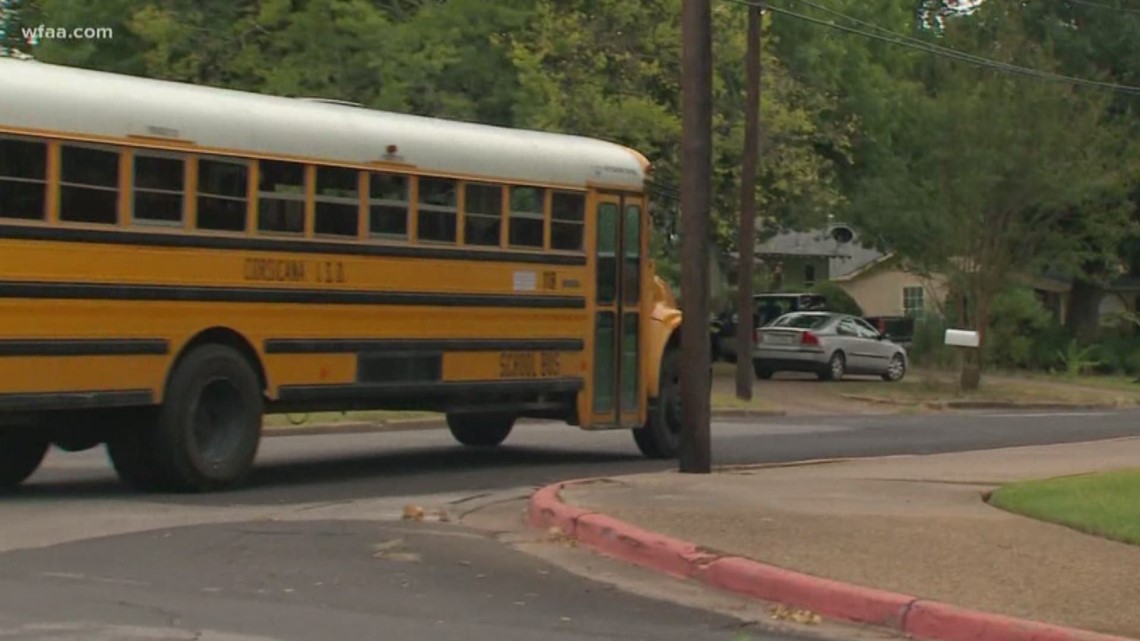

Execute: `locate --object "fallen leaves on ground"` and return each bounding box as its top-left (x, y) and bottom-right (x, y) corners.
top-left (769, 604), bottom-right (822, 625)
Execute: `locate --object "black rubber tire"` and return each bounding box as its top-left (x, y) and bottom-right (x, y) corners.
top-left (111, 345), bottom-right (264, 493)
top-left (447, 413), bottom-right (515, 447)
top-left (753, 361), bottom-right (774, 380)
top-left (0, 431), bottom-right (49, 490)
top-left (633, 347), bottom-right (681, 459)
top-left (882, 353), bottom-right (907, 382)
top-left (820, 351), bottom-right (846, 382)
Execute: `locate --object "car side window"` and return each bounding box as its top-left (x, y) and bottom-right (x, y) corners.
top-left (854, 319), bottom-right (881, 339)
top-left (837, 319), bottom-right (859, 336)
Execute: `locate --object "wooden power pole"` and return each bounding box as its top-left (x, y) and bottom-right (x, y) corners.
top-left (735, 5), bottom-right (762, 401)
top-left (679, 0), bottom-right (713, 474)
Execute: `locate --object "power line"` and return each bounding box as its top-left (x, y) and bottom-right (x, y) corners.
top-left (724, 0), bottom-right (1140, 96)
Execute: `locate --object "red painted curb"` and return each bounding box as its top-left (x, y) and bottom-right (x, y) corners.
top-left (576, 513), bottom-right (718, 580)
top-left (529, 479), bottom-right (1137, 641)
top-left (700, 556), bottom-right (913, 628)
top-left (528, 481), bottom-right (592, 536)
top-left (904, 600), bottom-right (1135, 641)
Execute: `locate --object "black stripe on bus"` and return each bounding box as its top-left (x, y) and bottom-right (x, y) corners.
top-left (0, 389), bottom-right (154, 412)
top-left (0, 339), bottom-right (169, 357)
top-left (264, 338), bottom-right (585, 354)
top-left (276, 378), bottom-right (584, 405)
top-left (0, 281), bottom-right (586, 309)
top-left (0, 224), bottom-right (588, 266)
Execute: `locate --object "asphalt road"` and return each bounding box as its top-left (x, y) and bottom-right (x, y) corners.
top-left (19, 408), bottom-right (1140, 505)
top-left (2, 408), bottom-right (1138, 640)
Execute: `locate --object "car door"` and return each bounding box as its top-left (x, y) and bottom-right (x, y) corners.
top-left (853, 317), bottom-right (895, 373)
top-left (833, 318), bottom-right (869, 371)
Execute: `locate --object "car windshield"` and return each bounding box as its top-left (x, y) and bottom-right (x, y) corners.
top-left (771, 313), bottom-right (831, 329)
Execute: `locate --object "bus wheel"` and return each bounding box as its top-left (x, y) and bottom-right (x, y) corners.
top-left (155, 345), bottom-right (263, 492)
top-left (0, 431), bottom-right (49, 490)
top-left (446, 413), bottom-right (515, 448)
top-left (633, 347), bottom-right (681, 459)
top-left (106, 410), bottom-right (169, 492)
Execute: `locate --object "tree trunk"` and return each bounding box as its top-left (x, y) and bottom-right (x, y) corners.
top-left (959, 284), bottom-right (991, 392)
top-left (1065, 277), bottom-right (1105, 342)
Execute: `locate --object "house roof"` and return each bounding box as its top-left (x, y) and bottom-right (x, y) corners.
top-left (754, 229), bottom-right (849, 259)
top-left (746, 226), bottom-right (886, 279)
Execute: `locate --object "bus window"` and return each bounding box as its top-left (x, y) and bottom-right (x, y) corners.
top-left (132, 153), bottom-right (185, 225)
top-left (258, 160), bottom-right (306, 234)
top-left (368, 173), bottom-right (408, 239)
top-left (314, 166), bottom-right (359, 237)
top-left (551, 191), bottom-right (585, 251)
top-left (0, 137), bottom-right (47, 221)
top-left (417, 177), bottom-right (457, 243)
top-left (197, 158), bottom-right (249, 232)
top-left (60, 144), bottom-right (119, 225)
top-left (464, 183), bottom-right (502, 247)
top-left (509, 186), bottom-right (544, 248)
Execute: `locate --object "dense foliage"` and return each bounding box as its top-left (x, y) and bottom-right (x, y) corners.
top-left (6, 0), bottom-right (1140, 384)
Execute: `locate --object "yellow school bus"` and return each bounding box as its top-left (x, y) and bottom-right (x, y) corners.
top-left (0, 58), bottom-right (684, 492)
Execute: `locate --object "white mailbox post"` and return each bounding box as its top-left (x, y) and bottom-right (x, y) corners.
top-left (945, 328), bottom-right (981, 390)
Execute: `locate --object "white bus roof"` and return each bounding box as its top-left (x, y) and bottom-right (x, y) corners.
top-left (0, 58), bottom-right (647, 190)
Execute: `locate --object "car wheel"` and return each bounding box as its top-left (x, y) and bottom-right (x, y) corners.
top-left (820, 352), bottom-right (846, 382)
top-left (882, 353), bottom-right (906, 382)
top-left (752, 361), bottom-right (774, 380)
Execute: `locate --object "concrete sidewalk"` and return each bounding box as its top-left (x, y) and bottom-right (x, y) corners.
top-left (554, 437), bottom-right (1140, 639)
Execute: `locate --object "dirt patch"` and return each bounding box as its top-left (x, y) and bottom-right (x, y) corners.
top-left (711, 366), bottom-right (905, 416)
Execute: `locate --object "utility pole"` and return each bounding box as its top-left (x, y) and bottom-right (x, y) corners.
top-left (735, 4), bottom-right (762, 401)
top-left (679, 0), bottom-right (713, 474)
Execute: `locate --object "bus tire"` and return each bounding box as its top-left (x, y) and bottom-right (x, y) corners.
top-left (106, 410), bottom-right (169, 492)
top-left (154, 344), bottom-right (264, 492)
top-left (0, 431), bottom-right (49, 490)
top-left (633, 347), bottom-right (681, 459)
top-left (447, 413), bottom-right (514, 448)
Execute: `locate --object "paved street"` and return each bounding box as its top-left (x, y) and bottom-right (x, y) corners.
top-left (1, 408), bottom-right (1138, 640)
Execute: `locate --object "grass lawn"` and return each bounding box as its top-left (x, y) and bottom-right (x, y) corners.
top-left (988, 469), bottom-right (1140, 546)
top-left (835, 369), bottom-right (1139, 407)
top-left (710, 391), bottom-right (781, 413)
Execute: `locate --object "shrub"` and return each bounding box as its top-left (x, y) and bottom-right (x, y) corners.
top-left (985, 287), bottom-right (1056, 370)
top-left (908, 315), bottom-right (956, 369)
top-left (811, 281), bottom-right (864, 317)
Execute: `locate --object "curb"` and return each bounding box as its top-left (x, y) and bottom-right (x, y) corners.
top-left (263, 409), bottom-right (787, 438)
top-left (529, 479), bottom-right (1135, 641)
top-left (839, 394), bottom-right (1118, 411)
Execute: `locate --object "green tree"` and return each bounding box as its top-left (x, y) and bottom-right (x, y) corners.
top-left (852, 7), bottom-right (1133, 389)
top-left (1, 0), bottom-right (30, 57)
top-left (509, 0), bottom-right (851, 259)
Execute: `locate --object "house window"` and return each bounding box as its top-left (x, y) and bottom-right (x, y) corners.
top-left (804, 264), bottom-right (817, 288)
top-left (903, 286), bottom-right (925, 318)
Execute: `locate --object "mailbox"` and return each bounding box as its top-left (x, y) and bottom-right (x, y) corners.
top-left (944, 329), bottom-right (980, 349)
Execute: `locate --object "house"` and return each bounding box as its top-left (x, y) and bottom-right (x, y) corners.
top-left (723, 225), bottom-right (878, 292)
top-left (830, 252), bottom-right (949, 319)
top-left (724, 224), bottom-right (1139, 324)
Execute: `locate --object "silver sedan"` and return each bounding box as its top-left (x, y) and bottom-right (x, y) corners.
top-left (751, 312), bottom-right (908, 382)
